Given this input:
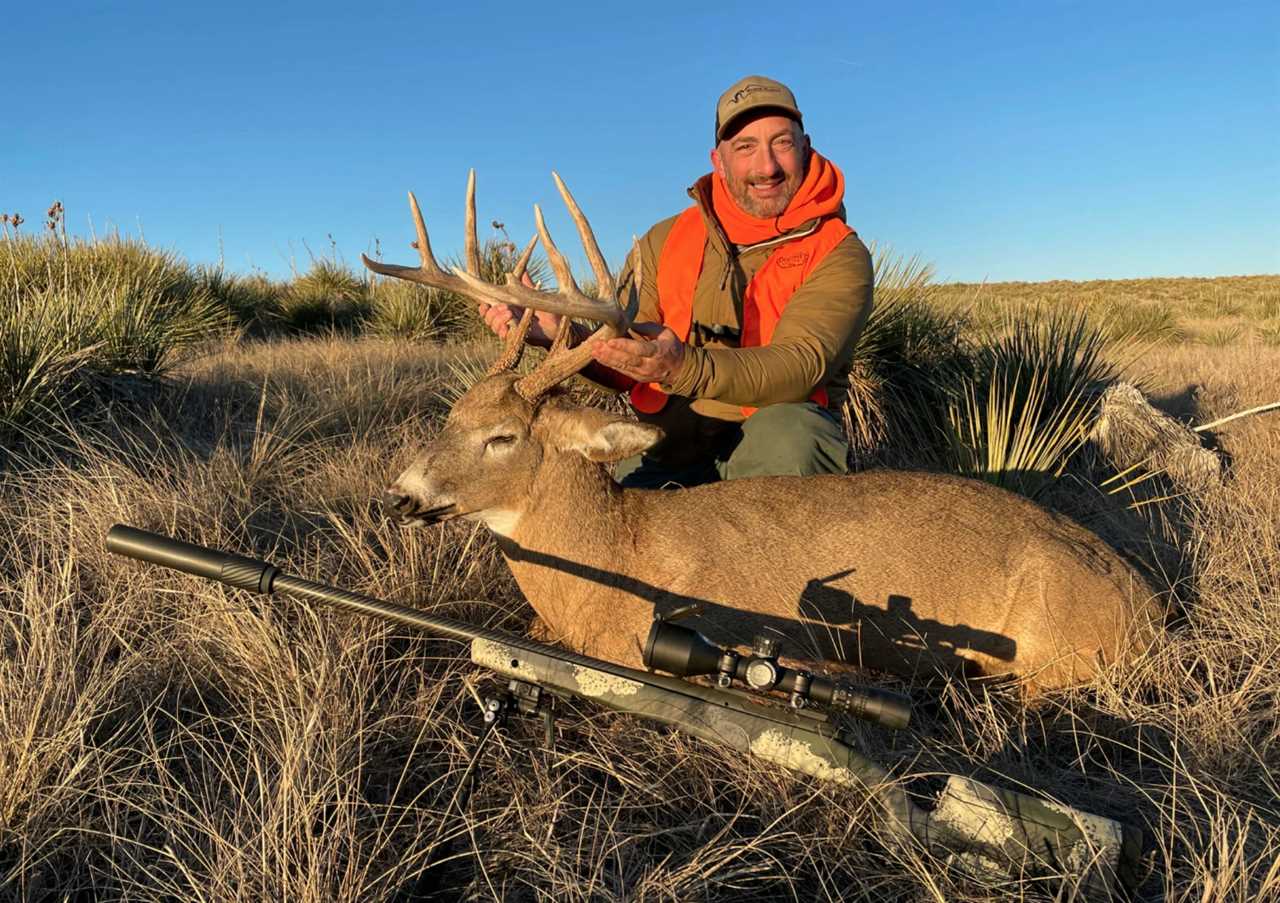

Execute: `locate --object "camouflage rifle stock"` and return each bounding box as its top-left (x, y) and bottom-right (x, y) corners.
top-left (105, 524), bottom-right (1141, 897)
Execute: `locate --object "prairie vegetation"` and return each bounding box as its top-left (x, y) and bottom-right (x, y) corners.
top-left (1, 225), bottom-right (1277, 900)
top-left (931, 274), bottom-right (1280, 346)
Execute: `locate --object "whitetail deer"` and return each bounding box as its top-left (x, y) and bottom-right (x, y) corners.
top-left (364, 173), bottom-right (1162, 693)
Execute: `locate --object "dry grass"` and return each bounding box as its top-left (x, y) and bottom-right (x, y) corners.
top-left (2, 280), bottom-right (1280, 898)
top-left (933, 274), bottom-right (1280, 346)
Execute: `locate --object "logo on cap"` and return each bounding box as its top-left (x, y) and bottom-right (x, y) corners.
top-left (729, 83), bottom-right (774, 106)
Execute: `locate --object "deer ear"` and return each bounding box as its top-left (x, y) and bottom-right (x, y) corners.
top-left (539, 406), bottom-right (663, 463)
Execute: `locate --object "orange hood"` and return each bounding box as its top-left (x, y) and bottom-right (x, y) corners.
top-left (710, 150), bottom-right (846, 245)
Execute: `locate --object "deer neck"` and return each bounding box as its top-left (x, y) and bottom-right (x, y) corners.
top-left (505, 451), bottom-right (626, 555)
top-left (491, 452), bottom-right (646, 641)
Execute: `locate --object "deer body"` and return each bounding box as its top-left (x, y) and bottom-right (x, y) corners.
top-left (390, 378), bottom-right (1160, 693)
top-left (367, 174), bottom-right (1161, 694)
top-left (501, 430), bottom-right (1157, 690)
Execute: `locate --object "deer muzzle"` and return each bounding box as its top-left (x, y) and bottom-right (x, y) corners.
top-left (380, 488), bottom-right (460, 527)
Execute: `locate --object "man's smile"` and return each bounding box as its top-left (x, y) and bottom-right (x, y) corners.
top-left (747, 178), bottom-right (786, 204)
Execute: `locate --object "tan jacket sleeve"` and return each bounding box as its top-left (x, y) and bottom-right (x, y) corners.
top-left (664, 234), bottom-right (873, 407)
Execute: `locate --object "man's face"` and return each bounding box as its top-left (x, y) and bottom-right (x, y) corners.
top-left (711, 114), bottom-right (810, 218)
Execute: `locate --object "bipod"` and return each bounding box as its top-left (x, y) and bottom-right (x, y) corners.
top-left (414, 683), bottom-right (543, 894)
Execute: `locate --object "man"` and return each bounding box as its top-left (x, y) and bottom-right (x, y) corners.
top-left (482, 75), bottom-right (874, 488)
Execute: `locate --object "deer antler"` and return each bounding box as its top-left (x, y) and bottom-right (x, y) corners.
top-left (361, 171), bottom-right (541, 375)
top-left (362, 171), bottom-right (635, 396)
top-left (511, 173), bottom-right (638, 401)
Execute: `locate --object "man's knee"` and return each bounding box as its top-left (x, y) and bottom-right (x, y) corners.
top-left (722, 403), bottom-right (849, 480)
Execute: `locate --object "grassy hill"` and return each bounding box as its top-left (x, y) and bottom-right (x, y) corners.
top-left (2, 231), bottom-right (1277, 899)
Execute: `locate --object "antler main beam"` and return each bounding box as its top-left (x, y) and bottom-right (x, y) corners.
top-left (364, 170), bottom-right (635, 399)
top-left (361, 171), bottom-right (628, 333)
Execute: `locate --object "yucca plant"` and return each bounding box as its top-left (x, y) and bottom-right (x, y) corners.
top-left (0, 283), bottom-right (97, 428)
top-left (90, 275), bottom-right (231, 374)
top-left (946, 366), bottom-right (1098, 497)
top-left (1200, 324), bottom-right (1244, 347)
top-left (367, 280), bottom-right (470, 341)
top-left (1, 230), bottom-right (232, 430)
top-left (5, 233), bottom-right (197, 299)
top-left (279, 259), bottom-right (371, 333)
top-left (195, 265), bottom-right (285, 330)
top-left (944, 308), bottom-right (1117, 497)
top-left (1100, 300), bottom-right (1184, 344)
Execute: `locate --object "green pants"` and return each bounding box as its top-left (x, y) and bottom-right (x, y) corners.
top-left (614, 402), bottom-right (849, 489)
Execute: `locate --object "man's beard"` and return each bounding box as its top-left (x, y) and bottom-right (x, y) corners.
top-left (722, 167), bottom-right (805, 218)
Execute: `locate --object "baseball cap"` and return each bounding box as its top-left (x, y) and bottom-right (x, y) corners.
top-left (714, 75), bottom-right (803, 143)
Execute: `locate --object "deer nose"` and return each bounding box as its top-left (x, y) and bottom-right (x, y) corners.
top-left (382, 490), bottom-right (414, 515)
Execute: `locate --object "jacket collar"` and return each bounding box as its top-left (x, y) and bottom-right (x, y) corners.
top-left (686, 174), bottom-right (831, 258)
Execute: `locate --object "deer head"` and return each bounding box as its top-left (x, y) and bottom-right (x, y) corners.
top-left (363, 172), bottom-right (660, 535)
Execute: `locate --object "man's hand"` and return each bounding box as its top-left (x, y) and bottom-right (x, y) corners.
top-left (478, 302), bottom-right (563, 348)
top-left (590, 322), bottom-right (686, 385)
top-left (477, 272), bottom-right (562, 348)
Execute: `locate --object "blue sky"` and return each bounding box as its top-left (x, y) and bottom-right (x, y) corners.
top-left (5, 1), bottom-right (1278, 283)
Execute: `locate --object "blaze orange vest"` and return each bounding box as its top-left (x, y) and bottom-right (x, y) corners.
top-left (630, 206), bottom-right (853, 417)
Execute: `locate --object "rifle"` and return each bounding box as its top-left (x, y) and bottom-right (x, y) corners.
top-left (105, 524), bottom-right (1141, 896)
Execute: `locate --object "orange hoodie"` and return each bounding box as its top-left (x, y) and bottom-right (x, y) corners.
top-left (631, 151), bottom-right (854, 416)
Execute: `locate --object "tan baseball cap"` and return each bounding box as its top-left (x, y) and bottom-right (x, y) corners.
top-left (715, 75), bottom-right (803, 142)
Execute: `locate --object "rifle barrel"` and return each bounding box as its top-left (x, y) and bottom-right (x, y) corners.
top-left (104, 524), bottom-right (740, 700)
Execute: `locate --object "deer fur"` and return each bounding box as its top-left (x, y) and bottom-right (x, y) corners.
top-left (386, 373), bottom-right (1163, 693)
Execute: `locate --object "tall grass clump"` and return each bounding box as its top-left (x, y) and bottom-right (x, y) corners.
top-left (1, 230), bottom-right (231, 429)
top-left (841, 251), bottom-right (970, 464)
top-left (194, 265), bottom-right (286, 331)
top-left (1099, 300), bottom-right (1185, 344)
top-left (368, 280), bottom-right (470, 341)
top-left (1199, 324), bottom-right (1244, 347)
top-left (278, 259), bottom-right (372, 333)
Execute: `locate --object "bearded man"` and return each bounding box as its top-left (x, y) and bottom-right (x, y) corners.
top-left (481, 75), bottom-right (874, 488)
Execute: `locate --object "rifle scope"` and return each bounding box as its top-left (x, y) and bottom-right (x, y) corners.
top-left (644, 619), bottom-right (912, 730)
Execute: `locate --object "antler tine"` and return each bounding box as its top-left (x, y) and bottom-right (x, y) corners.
top-left (360, 191), bottom-right (453, 285)
top-left (409, 191), bottom-right (443, 274)
top-left (506, 234), bottom-right (538, 285)
top-left (514, 323), bottom-right (616, 402)
top-left (486, 306), bottom-right (536, 375)
top-left (513, 180), bottom-right (641, 403)
top-left (547, 312), bottom-right (574, 355)
top-left (533, 203), bottom-right (580, 296)
top-left (464, 169), bottom-right (481, 276)
top-left (552, 172), bottom-right (616, 298)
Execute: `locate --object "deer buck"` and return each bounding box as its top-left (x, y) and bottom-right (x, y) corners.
top-left (363, 172), bottom-right (1162, 694)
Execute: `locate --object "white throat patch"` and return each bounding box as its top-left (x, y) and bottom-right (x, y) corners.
top-left (478, 509), bottom-right (522, 537)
